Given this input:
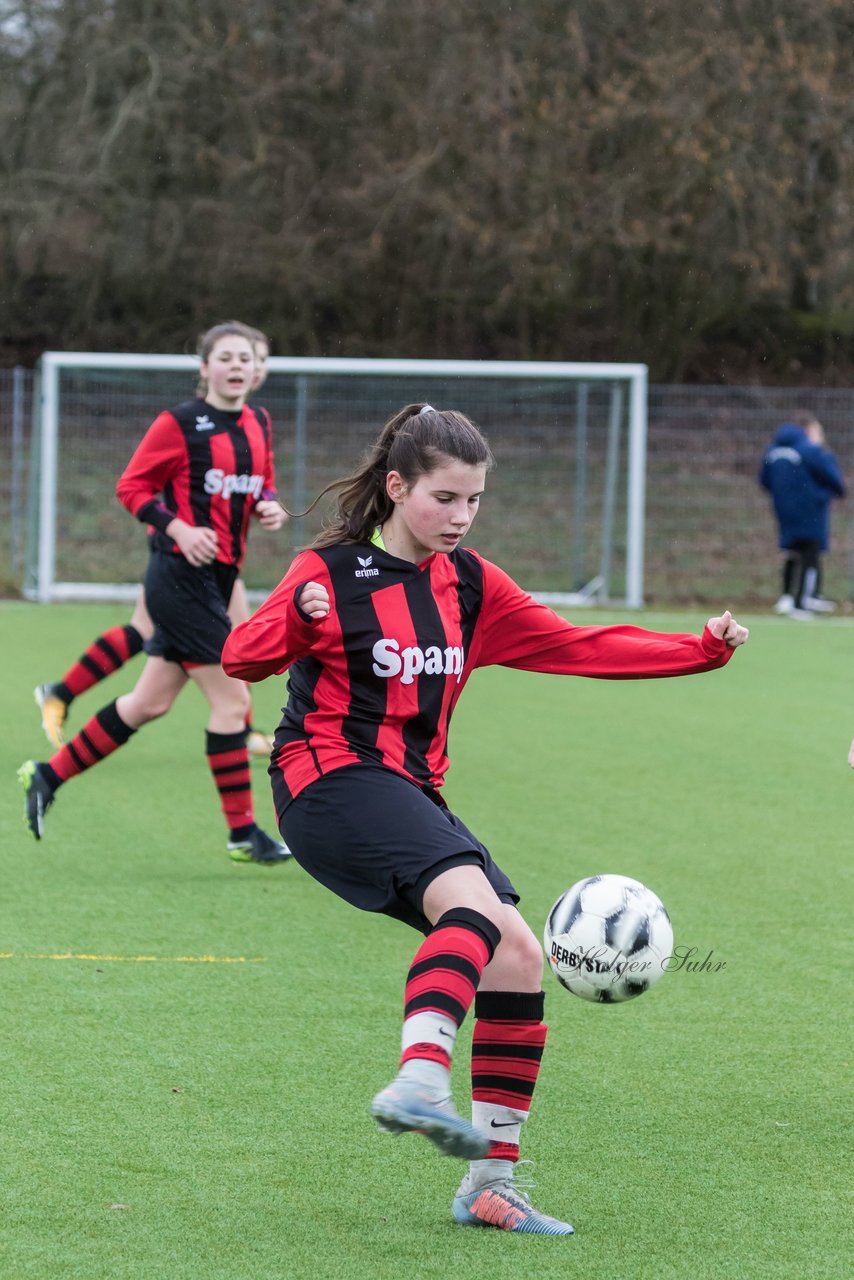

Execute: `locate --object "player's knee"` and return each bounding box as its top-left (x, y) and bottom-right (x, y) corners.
top-left (234, 681), bottom-right (251, 721)
top-left (214, 680), bottom-right (251, 729)
top-left (499, 917), bottom-right (544, 986)
top-left (140, 693), bottom-right (175, 721)
top-left (119, 691), bottom-right (173, 726)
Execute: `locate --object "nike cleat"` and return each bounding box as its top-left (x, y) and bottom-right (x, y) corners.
top-left (371, 1078), bottom-right (489, 1160)
top-left (34, 683), bottom-right (69, 749)
top-left (227, 826), bottom-right (292, 865)
top-left (246, 730), bottom-right (275, 759)
top-left (18, 761), bottom-right (56, 841)
top-left (453, 1167), bottom-right (574, 1235)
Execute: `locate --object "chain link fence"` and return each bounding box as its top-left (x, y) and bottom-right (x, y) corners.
top-left (0, 367), bottom-right (34, 595)
top-left (3, 367), bottom-right (852, 607)
top-left (645, 384), bottom-right (854, 606)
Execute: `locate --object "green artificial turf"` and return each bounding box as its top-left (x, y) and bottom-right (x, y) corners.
top-left (1, 602), bottom-right (851, 1279)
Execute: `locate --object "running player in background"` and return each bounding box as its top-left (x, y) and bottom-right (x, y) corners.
top-left (222, 402), bottom-right (749, 1233)
top-left (34, 324), bottom-right (282, 758)
top-left (20, 322), bottom-right (291, 866)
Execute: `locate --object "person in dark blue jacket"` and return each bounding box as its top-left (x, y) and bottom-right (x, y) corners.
top-left (759, 412), bottom-right (846, 618)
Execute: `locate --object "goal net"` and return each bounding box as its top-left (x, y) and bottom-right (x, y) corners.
top-left (25, 355), bottom-right (648, 607)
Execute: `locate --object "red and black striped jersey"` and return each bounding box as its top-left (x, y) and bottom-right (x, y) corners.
top-left (116, 397), bottom-right (277, 569)
top-left (222, 542), bottom-right (735, 810)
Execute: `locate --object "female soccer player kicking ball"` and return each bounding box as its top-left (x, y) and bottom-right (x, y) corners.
top-left (222, 403), bottom-right (749, 1233)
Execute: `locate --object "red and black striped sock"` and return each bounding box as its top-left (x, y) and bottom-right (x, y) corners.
top-left (400, 908), bottom-right (501, 1073)
top-left (45, 699), bottom-right (136, 786)
top-left (206, 729), bottom-right (254, 837)
top-left (470, 990), bottom-right (547, 1163)
top-left (58, 625), bottom-right (145, 703)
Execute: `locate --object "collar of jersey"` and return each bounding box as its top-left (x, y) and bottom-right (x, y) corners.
top-left (199, 397), bottom-right (242, 423)
top-left (370, 525), bottom-right (436, 569)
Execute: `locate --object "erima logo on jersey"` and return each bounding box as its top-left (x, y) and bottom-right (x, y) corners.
top-left (195, 415), bottom-right (215, 431)
top-left (372, 638), bottom-right (464, 685)
top-left (204, 468), bottom-right (264, 499)
top-left (355, 554), bottom-right (379, 579)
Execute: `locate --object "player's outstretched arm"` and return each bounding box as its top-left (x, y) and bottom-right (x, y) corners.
top-left (705, 610), bottom-right (749, 649)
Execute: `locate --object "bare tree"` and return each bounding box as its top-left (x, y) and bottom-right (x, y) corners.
top-left (1, 0), bottom-right (852, 379)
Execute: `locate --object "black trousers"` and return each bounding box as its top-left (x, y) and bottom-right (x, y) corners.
top-left (782, 539), bottom-right (821, 607)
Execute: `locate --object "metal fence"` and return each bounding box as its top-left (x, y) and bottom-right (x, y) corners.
top-left (645, 384), bottom-right (854, 606)
top-left (1, 367), bottom-right (34, 594)
top-left (3, 366), bottom-right (853, 607)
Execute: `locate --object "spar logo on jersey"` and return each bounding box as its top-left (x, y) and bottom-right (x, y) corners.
top-left (204, 468), bottom-right (264, 499)
top-left (372, 638), bottom-right (465, 685)
top-left (355, 555), bottom-right (380, 579)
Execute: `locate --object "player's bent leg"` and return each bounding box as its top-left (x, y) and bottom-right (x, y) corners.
top-left (36, 610), bottom-right (151, 747)
top-left (476, 905), bottom-right (544, 993)
top-left (20, 690), bottom-right (145, 842)
top-left (372, 902), bottom-right (500, 1159)
top-left (453, 1163), bottom-right (574, 1235)
top-left (115, 654), bottom-right (187, 728)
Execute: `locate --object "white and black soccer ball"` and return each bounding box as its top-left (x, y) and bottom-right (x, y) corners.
top-left (544, 874), bottom-right (674, 1003)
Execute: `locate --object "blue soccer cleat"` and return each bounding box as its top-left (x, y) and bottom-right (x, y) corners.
top-left (371, 1077), bottom-right (489, 1160)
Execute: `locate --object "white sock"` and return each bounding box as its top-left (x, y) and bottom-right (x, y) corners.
top-left (472, 1100), bottom-right (527, 1150)
top-left (397, 1059), bottom-right (451, 1097)
top-left (464, 1157), bottom-right (514, 1190)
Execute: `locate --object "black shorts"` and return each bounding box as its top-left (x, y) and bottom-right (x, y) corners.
top-left (278, 764), bottom-right (519, 934)
top-left (143, 550), bottom-right (238, 666)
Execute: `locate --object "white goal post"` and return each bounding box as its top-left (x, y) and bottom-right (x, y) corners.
top-left (27, 353), bottom-right (647, 607)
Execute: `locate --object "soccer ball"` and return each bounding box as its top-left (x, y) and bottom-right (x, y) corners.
top-left (543, 874), bottom-right (674, 1003)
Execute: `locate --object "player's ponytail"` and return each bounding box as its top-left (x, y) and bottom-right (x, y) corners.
top-left (300, 403), bottom-right (494, 548)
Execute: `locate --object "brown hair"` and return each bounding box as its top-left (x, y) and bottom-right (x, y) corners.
top-left (307, 403), bottom-right (495, 547)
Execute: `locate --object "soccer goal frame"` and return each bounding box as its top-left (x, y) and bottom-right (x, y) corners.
top-left (28, 353), bottom-right (648, 607)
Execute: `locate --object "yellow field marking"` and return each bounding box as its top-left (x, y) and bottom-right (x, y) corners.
top-left (0, 952), bottom-right (264, 964)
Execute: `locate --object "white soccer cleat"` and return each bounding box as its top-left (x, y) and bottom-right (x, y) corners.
top-left (453, 1165), bottom-right (574, 1235)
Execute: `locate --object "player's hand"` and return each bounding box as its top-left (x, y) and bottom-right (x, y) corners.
top-left (298, 581), bottom-right (330, 620)
top-left (706, 609), bottom-right (749, 648)
top-left (171, 521), bottom-right (218, 567)
top-left (256, 499), bottom-right (288, 531)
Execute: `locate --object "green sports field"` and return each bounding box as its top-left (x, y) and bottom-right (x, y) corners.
top-left (2, 602), bottom-right (851, 1280)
